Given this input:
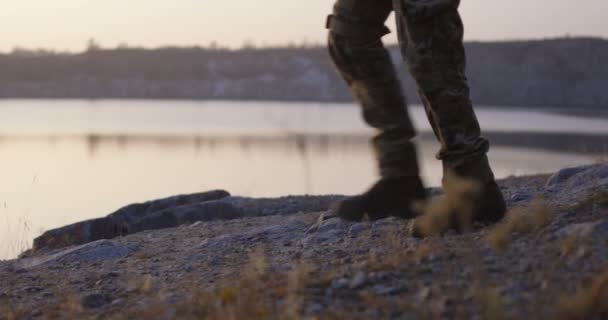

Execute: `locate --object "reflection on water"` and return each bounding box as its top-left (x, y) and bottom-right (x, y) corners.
top-left (0, 100), bottom-right (606, 260)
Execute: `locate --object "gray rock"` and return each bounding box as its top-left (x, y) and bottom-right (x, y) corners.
top-left (221, 195), bottom-right (343, 217)
top-left (16, 240), bottom-right (136, 269)
top-left (22, 286), bottom-right (43, 293)
top-left (81, 293), bottom-right (110, 309)
top-left (306, 303), bottom-right (324, 314)
top-left (373, 284), bottom-right (401, 295)
top-left (510, 191), bottom-right (533, 202)
top-left (32, 190), bottom-right (231, 251)
top-left (349, 223), bottom-right (367, 238)
top-left (330, 278), bottom-right (349, 290)
top-left (567, 167), bottom-right (608, 192)
top-left (349, 272), bottom-right (367, 289)
top-left (129, 200), bottom-right (243, 233)
top-left (545, 164), bottom-right (608, 196)
top-left (546, 165), bottom-right (594, 187)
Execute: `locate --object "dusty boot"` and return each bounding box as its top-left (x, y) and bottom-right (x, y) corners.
top-left (452, 156), bottom-right (506, 226)
top-left (412, 156), bottom-right (506, 237)
top-left (332, 176), bottom-right (427, 222)
top-left (473, 180), bottom-right (506, 225)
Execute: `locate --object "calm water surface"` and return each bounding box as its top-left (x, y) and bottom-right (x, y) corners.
top-left (1, 100), bottom-right (606, 259)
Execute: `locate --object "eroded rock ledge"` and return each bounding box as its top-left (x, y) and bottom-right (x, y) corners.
top-left (29, 189), bottom-right (344, 255)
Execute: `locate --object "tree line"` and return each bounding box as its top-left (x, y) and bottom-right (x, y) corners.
top-left (0, 37), bottom-right (606, 108)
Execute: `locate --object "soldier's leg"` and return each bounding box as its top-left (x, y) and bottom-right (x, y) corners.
top-left (327, 0), bottom-right (426, 221)
top-left (394, 0), bottom-right (505, 230)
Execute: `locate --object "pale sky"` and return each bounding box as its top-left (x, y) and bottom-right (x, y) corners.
top-left (0, 0), bottom-right (606, 52)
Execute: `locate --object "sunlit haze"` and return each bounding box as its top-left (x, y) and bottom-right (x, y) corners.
top-left (1, 0), bottom-right (606, 52)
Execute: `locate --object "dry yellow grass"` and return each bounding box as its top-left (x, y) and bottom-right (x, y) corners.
top-left (474, 286), bottom-right (505, 320)
top-left (558, 267), bottom-right (608, 320)
top-left (487, 198), bottom-right (552, 253)
top-left (412, 171), bottom-right (481, 237)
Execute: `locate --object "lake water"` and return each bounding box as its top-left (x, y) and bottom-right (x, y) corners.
top-left (0, 99), bottom-right (606, 260)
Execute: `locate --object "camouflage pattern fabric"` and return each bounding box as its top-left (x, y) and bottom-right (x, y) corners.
top-left (327, 0), bottom-right (493, 182)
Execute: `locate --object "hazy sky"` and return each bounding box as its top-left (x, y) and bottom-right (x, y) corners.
top-left (1, 0), bottom-right (606, 52)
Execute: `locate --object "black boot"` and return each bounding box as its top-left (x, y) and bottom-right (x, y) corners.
top-left (473, 180), bottom-right (506, 225)
top-left (453, 156), bottom-right (506, 226)
top-left (332, 176), bottom-right (427, 222)
top-left (412, 156), bottom-right (506, 237)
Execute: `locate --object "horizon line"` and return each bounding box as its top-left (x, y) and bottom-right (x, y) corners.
top-left (2, 35), bottom-right (605, 55)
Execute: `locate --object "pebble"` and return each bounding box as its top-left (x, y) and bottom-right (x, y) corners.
top-left (81, 293), bottom-right (110, 309)
top-left (349, 272), bottom-right (367, 289)
top-left (510, 192), bottom-right (533, 202)
top-left (23, 286), bottom-right (43, 293)
top-left (331, 278), bottom-right (349, 290)
top-left (373, 284), bottom-right (400, 295)
top-left (349, 223), bottom-right (367, 238)
top-left (306, 303), bottom-right (324, 314)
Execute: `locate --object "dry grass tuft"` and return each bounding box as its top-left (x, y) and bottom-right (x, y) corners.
top-left (558, 267), bottom-right (608, 320)
top-left (474, 286), bottom-right (505, 320)
top-left (487, 198), bottom-right (551, 253)
top-left (571, 190), bottom-right (608, 211)
top-left (0, 296), bottom-right (25, 320)
top-left (172, 246), bottom-right (308, 320)
top-left (413, 171), bottom-right (481, 237)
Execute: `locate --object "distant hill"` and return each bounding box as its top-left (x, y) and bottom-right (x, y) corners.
top-left (0, 38), bottom-right (606, 108)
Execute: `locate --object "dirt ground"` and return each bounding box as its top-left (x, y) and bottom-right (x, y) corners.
top-left (1, 165), bottom-right (607, 320)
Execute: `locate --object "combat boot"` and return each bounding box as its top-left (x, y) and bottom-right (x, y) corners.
top-left (332, 176), bottom-right (427, 222)
top-left (452, 155), bottom-right (506, 226)
top-left (412, 156), bottom-right (506, 237)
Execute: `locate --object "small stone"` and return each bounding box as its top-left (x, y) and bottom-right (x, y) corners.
top-left (189, 221), bottom-right (203, 228)
top-left (349, 272), bottom-right (367, 289)
top-left (30, 309), bottom-right (42, 317)
top-left (306, 303), bottom-right (323, 314)
top-left (510, 192), bottom-right (532, 202)
top-left (81, 293), bottom-right (110, 309)
top-left (23, 286), bottom-right (43, 293)
top-left (331, 278), bottom-right (349, 290)
top-left (349, 223), bottom-right (367, 238)
top-left (373, 284), bottom-right (400, 295)
top-left (105, 271), bottom-right (120, 278)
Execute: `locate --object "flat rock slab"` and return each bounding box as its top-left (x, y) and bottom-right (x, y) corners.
top-left (545, 163), bottom-right (608, 200)
top-left (16, 240), bottom-right (136, 269)
top-left (32, 190), bottom-right (232, 252)
top-left (29, 192), bottom-right (344, 254)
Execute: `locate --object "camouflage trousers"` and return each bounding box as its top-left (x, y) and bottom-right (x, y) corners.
top-left (327, 0), bottom-right (493, 181)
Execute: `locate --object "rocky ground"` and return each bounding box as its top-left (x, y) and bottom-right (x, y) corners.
top-left (1, 163), bottom-right (607, 320)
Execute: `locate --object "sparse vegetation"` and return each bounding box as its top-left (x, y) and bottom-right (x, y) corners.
top-left (558, 267), bottom-right (608, 320)
top-left (487, 198), bottom-right (552, 253)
